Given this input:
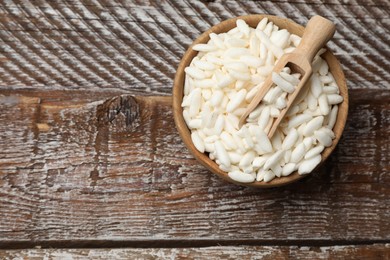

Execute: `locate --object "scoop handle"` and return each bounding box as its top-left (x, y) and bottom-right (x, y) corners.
top-left (295, 16), bottom-right (336, 62)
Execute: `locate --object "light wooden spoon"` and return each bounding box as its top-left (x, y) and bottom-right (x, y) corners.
top-left (238, 15), bottom-right (336, 138)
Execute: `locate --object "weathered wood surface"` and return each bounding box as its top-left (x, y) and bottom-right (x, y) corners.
top-left (0, 0), bottom-right (389, 253)
top-left (0, 89), bottom-right (389, 246)
top-left (1, 245), bottom-right (390, 259)
top-left (0, 0), bottom-right (388, 93)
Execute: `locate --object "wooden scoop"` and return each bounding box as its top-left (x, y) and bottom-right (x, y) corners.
top-left (239, 16), bottom-right (336, 138)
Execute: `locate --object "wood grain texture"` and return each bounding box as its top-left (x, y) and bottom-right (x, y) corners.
top-left (0, 0), bottom-right (389, 252)
top-left (0, 89), bottom-right (388, 244)
top-left (1, 245), bottom-right (389, 259)
top-left (0, 0), bottom-right (388, 93)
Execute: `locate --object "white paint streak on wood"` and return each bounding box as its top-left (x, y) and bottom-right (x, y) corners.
top-left (0, 0), bottom-right (388, 92)
top-left (0, 245), bottom-right (389, 259)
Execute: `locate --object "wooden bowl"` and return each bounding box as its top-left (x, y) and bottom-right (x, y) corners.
top-left (172, 15), bottom-right (348, 188)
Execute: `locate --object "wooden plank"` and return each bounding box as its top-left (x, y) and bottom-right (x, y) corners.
top-left (0, 89), bottom-right (388, 243)
top-left (0, 245), bottom-right (389, 259)
top-left (0, 0), bottom-right (388, 93)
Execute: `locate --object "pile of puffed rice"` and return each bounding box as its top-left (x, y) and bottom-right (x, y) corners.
top-left (182, 18), bottom-right (343, 183)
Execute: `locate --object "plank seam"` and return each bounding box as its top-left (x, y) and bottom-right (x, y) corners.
top-left (0, 239), bottom-right (389, 249)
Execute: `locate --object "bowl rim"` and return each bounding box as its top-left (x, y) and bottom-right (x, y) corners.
top-left (172, 14), bottom-right (349, 188)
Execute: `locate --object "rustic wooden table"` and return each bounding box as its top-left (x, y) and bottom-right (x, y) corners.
top-left (0, 0), bottom-right (389, 259)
